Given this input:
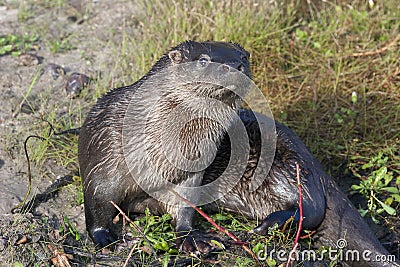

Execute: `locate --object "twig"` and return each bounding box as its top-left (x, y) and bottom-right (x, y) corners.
top-left (286, 162), bottom-right (304, 267)
top-left (11, 134), bottom-right (46, 213)
top-left (281, 216), bottom-right (294, 233)
top-left (350, 35), bottom-right (399, 57)
top-left (169, 190), bottom-right (260, 265)
top-left (123, 245), bottom-right (136, 267)
top-left (109, 201), bottom-right (158, 261)
top-left (11, 117), bottom-right (78, 213)
top-left (300, 230), bottom-right (316, 239)
top-left (14, 175), bottom-right (75, 214)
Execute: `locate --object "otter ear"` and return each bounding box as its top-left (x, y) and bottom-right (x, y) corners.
top-left (168, 50), bottom-right (184, 64)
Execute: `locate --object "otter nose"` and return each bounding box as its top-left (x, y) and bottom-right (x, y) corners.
top-left (220, 61), bottom-right (245, 73)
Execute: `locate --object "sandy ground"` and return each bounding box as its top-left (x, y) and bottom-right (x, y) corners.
top-left (0, 0), bottom-right (140, 214)
top-left (0, 1), bottom-right (141, 265)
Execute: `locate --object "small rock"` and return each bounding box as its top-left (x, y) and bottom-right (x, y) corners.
top-left (43, 63), bottom-right (66, 80)
top-left (20, 101), bottom-right (35, 114)
top-left (17, 53), bottom-right (42, 66)
top-left (65, 72), bottom-right (89, 97)
top-left (0, 236), bottom-right (8, 251)
top-left (16, 235), bottom-right (28, 245)
top-left (67, 15), bottom-right (78, 22)
top-left (31, 234), bottom-right (41, 243)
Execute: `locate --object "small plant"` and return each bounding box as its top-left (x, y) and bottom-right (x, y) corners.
top-left (209, 211), bottom-right (253, 232)
top-left (0, 33), bottom-right (38, 56)
top-left (60, 215), bottom-right (81, 241)
top-left (350, 152), bottom-right (400, 223)
top-left (135, 208), bottom-right (177, 254)
top-left (48, 35), bottom-right (75, 53)
top-left (334, 91), bottom-right (358, 125)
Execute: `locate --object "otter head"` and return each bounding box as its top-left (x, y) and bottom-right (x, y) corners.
top-left (159, 41), bottom-right (251, 108)
top-left (168, 41), bottom-right (251, 78)
top-left (149, 41), bottom-right (251, 78)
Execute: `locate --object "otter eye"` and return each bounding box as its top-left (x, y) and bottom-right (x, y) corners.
top-left (198, 55), bottom-right (211, 67)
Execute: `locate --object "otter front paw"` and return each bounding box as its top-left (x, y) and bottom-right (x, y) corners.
top-left (92, 228), bottom-right (118, 248)
top-left (176, 230), bottom-right (223, 255)
top-left (253, 209), bottom-right (299, 235)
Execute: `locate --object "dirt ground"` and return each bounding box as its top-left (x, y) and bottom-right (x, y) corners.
top-left (0, 1), bottom-right (143, 266)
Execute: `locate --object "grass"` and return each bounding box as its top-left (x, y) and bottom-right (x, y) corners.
top-left (7, 0), bottom-right (400, 266)
top-left (0, 33), bottom-right (38, 56)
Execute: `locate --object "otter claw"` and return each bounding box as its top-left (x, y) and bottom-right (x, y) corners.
top-left (92, 228), bottom-right (118, 248)
top-left (176, 230), bottom-right (222, 255)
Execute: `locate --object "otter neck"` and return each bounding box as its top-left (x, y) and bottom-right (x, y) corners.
top-left (145, 91), bottom-right (240, 178)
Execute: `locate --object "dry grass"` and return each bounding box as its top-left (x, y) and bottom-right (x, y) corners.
top-left (112, 0), bottom-right (399, 177)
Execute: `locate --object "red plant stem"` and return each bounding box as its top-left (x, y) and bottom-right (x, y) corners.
top-left (286, 162), bottom-right (304, 267)
top-left (169, 190), bottom-right (239, 240)
top-left (169, 190), bottom-right (259, 265)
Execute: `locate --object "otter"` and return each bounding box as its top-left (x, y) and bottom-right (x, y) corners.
top-left (79, 40), bottom-right (327, 254)
top-left (78, 40), bottom-right (256, 252)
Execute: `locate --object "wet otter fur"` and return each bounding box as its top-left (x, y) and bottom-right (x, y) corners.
top-left (204, 109), bottom-right (399, 266)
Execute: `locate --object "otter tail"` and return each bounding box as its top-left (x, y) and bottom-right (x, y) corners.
top-left (316, 179), bottom-right (399, 267)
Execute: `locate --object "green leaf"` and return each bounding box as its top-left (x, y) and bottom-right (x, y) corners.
top-left (266, 257), bottom-right (277, 266)
top-left (350, 184), bottom-right (362, 194)
top-left (334, 113), bottom-right (343, 124)
top-left (210, 239), bottom-right (225, 249)
top-left (383, 172), bottom-right (394, 186)
top-left (313, 42), bottom-right (321, 49)
top-left (362, 162), bottom-right (373, 169)
top-left (167, 248), bottom-right (179, 254)
top-left (351, 91), bottom-right (357, 104)
top-left (376, 208), bottom-right (385, 214)
top-left (4, 44), bottom-right (13, 52)
top-left (213, 213), bottom-right (229, 221)
top-left (380, 187), bottom-right (399, 194)
top-left (11, 51), bottom-right (22, 57)
top-left (295, 28), bottom-right (307, 41)
top-left (145, 234), bottom-right (158, 243)
top-left (324, 49), bottom-right (333, 57)
top-left (373, 166), bottom-right (387, 185)
top-left (161, 254), bottom-right (170, 267)
top-left (252, 242), bottom-right (265, 256)
top-left (385, 197), bottom-right (393, 206)
top-left (358, 208), bottom-right (368, 217)
top-left (161, 213), bottom-right (172, 221)
top-left (371, 215), bottom-right (380, 224)
top-left (375, 197), bottom-right (396, 215)
top-left (392, 194), bottom-right (400, 202)
top-left (153, 239), bottom-right (169, 251)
